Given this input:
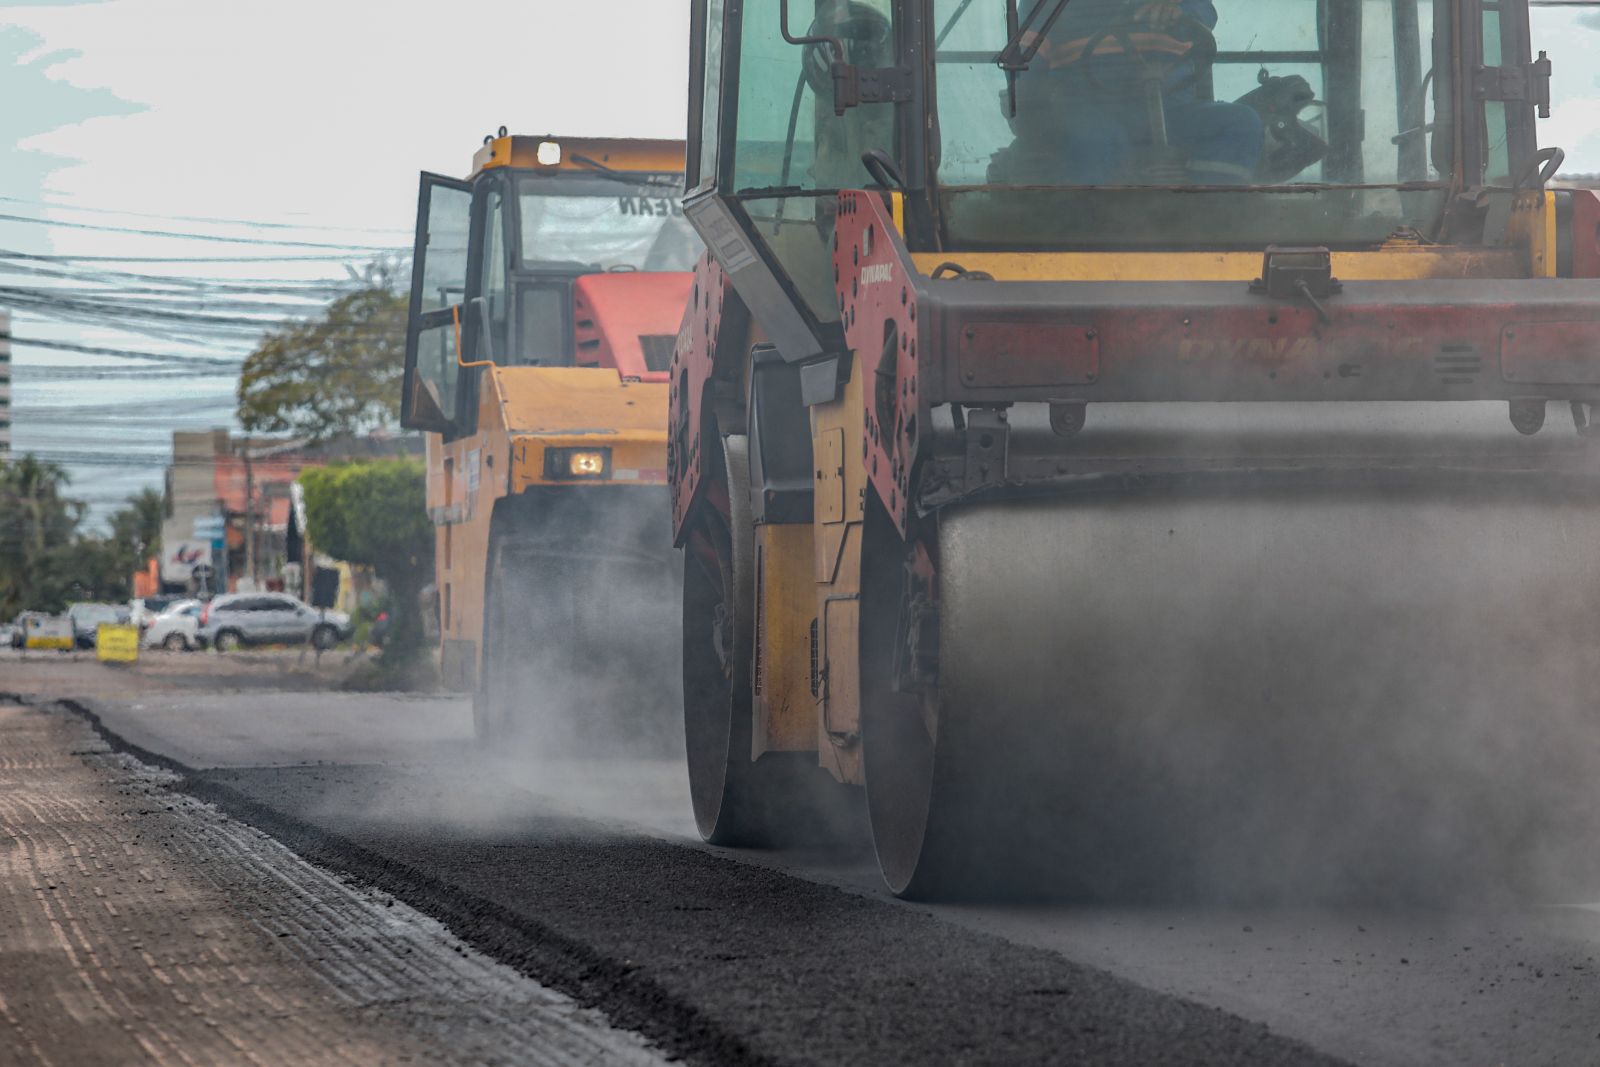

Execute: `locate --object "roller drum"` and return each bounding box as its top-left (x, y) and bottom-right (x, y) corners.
top-left (883, 479), bottom-right (1600, 900)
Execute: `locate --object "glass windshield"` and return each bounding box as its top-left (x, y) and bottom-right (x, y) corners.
top-left (718, 0), bottom-right (898, 326)
top-left (516, 175), bottom-right (703, 273)
top-left (934, 0), bottom-right (1450, 249)
top-left (1530, 2), bottom-right (1600, 178)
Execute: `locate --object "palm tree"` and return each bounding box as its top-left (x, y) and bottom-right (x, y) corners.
top-left (0, 455), bottom-right (86, 617)
top-left (110, 487), bottom-right (166, 564)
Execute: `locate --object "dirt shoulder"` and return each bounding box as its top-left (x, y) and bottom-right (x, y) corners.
top-left (0, 701), bottom-right (663, 1067)
top-left (0, 644), bottom-right (384, 699)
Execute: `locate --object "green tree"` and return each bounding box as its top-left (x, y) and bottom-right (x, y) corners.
top-left (60, 536), bottom-right (134, 605)
top-left (299, 458), bottom-right (432, 666)
top-left (237, 264), bottom-right (408, 443)
top-left (1, 465), bottom-right (173, 616)
top-left (0, 455), bottom-right (87, 617)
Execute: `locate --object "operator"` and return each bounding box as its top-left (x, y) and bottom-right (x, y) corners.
top-left (1009, 0), bottom-right (1265, 184)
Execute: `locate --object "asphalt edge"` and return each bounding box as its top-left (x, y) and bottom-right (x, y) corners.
top-left (12, 694), bottom-right (779, 1067)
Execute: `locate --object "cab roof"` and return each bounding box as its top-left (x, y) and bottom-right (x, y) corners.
top-left (471, 135), bottom-right (687, 179)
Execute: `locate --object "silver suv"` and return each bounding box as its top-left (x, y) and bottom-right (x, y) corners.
top-left (198, 593), bottom-right (352, 652)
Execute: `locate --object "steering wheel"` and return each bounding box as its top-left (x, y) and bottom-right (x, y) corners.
top-left (1065, 13), bottom-right (1218, 95)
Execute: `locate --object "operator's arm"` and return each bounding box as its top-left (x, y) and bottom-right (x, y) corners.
top-left (1134, 1), bottom-right (1218, 29)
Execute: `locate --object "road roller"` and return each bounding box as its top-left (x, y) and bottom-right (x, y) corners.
top-left (671, 0), bottom-right (1600, 897)
top-left (401, 133), bottom-right (701, 751)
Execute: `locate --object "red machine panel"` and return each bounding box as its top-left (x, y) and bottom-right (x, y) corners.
top-left (669, 252), bottom-right (736, 542)
top-left (834, 190), bottom-right (924, 538)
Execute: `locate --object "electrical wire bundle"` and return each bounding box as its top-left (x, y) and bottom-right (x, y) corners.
top-left (0, 193), bottom-right (412, 521)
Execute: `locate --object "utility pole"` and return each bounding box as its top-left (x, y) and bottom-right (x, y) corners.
top-left (243, 435), bottom-right (257, 586)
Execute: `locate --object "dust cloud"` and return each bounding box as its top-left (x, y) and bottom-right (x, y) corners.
top-left (311, 402), bottom-right (1600, 908)
top-left (311, 487), bottom-right (700, 842)
top-left (933, 401), bottom-right (1600, 906)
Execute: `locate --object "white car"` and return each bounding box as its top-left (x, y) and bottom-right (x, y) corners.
top-left (130, 595), bottom-right (190, 631)
top-left (143, 600), bottom-right (203, 651)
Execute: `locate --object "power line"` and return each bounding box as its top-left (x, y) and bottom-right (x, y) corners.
top-left (2, 300), bottom-right (285, 341)
top-left (0, 288), bottom-right (324, 332)
top-left (7, 315), bottom-right (256, 352)
top-left (0, 259), bottom-right (371, 295)
top-left (0, 211), bottom-right (406, 251)
top-left (4, 290), bottom-right (403, 335)
top-left (1, 285), bottom-right (337, 317)
top-left (0, 195), bottom-right (411, 237)
top-left (7, 337), bottom-right (244, 365)
top-left (12, 365), bottom-right (238, 382)
top-left (0, 249), bottom-right (402, 264)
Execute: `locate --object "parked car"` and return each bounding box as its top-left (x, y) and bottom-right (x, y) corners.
top-left (66, 603), bottom-right (123, 649)
top-left (130, 595), bottom-right (189, 631)
top-left (198, 593), bottom-right (352, 652)
top-left (142, 600), bottom-right (203, 652)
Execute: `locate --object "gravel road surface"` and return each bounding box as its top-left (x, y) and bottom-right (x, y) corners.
top-left (6, 651), bottom-right (1600, 1065)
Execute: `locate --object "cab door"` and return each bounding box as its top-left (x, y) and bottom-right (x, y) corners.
top-left (402, 173), bottom-right (474, 433)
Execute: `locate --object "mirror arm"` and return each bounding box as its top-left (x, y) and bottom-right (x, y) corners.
top-left (453, 301), bottom-right (495, 369)
top-left (780, 0), bottom-right (858, 115)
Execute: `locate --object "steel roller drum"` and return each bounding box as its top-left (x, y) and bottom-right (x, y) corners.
top-left (880, 403), bottom-right (1600, 900)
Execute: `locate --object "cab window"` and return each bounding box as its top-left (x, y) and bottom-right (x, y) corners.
top-left (480, 183), bottom-right (510, 360)
top-left (402, 174), bottom-right (472, 432)
top-left (1526, 1), bottom-right (1596, 175)
top-left (732, 0), bottom-right (896, 192)
top-left (695, 0), bottom-right (727, 187)
top-left (932, 0), bottom-right (1452, 250)
top-left (726, 0), bottom-right (898, 326)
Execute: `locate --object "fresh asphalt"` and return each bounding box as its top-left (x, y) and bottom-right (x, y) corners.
top-left (16, 669), bottom-right (1600, 1067)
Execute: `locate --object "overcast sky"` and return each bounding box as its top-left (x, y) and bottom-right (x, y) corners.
top-left (5, 1), bottom-right (1600, 527)
top-left (1, 0), bottom-right (691, 524)
top-left (7, 0), bottom-right (689, 232)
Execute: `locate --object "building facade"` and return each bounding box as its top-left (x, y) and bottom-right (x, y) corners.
top-left (158, 428), bottom-right (421, 595)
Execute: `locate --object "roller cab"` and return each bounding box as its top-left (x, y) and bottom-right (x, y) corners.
top-left (672, 1), bottom-right (1600, 896)
top-left (403, 134), bottom-right (701, 752)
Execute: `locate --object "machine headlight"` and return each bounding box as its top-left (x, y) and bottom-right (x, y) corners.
top-left (569, 451), bottom-right (606, 476)
top-left (545, 447), bottom-right (611, 480)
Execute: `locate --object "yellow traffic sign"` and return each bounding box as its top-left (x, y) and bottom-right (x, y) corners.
top-left (96, 623), bottom-right (141, 664)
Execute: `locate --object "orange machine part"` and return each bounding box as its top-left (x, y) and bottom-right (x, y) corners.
top-left (573, 272), bottom-right (693, 382)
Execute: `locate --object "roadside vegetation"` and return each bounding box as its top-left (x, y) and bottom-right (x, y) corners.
top-left (232, 259), bottom-right (433, 683)
top-left (0, 456), bottom-right (164, 618)
top-left (299, 458), bottom-right (432, 681)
